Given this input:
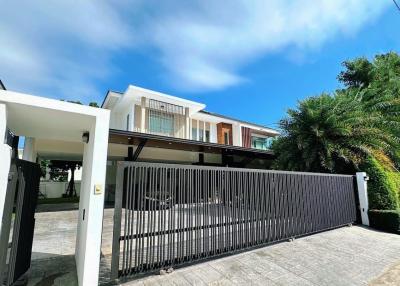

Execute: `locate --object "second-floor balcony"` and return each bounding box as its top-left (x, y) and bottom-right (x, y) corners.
top-left (135, 98), bottom-right (187, 139)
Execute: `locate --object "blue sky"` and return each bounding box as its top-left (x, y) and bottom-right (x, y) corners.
top-left (1, 1), bottom-right (399, 129)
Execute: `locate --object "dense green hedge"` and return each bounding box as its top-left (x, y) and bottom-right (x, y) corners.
top-left (368, 209), bottom-right (400, 234)
top-left (361, 157), bottom-right (399, 210)
top-left (387, 172), bottom-right (400, 204)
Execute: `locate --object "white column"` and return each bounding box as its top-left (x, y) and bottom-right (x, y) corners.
top-left (232, 123), bottom-right (241, 146)
top-left (0, 103), bottom-right (12, 245)
top-left (140, 97), bottom-right (146, 133)
top-left (196, 120), bottom-right (199, 141)
top-left (202, 121), bottom-right (206, 142)
top-left (23, 137), bottom-right (37, 162)
top-left (210, 123), bottom-right (217, 143)
top-left (75, 111), bottom-right (110, 286)
top-left (356, 172), bottom-right (369, 226)
top-left (129, 105), bottom-right (135, 132)
top-left (185, 108), bottom-right (190, 139)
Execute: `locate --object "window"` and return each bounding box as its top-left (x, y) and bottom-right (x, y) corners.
top-left (148, 110), bottom-right (174, 136)
top-left (224, 131), bottom-right (230, 145)
top-left (205, 122), bottom-right (210, 142)
top-left (251, 135), bottom-right (272, 150)
top-left (191, 119), bottom-right (198, 140)
top-left (126, 114), bottom-right (130, 131)
top-left (199, 121), bottom-right (204, 142)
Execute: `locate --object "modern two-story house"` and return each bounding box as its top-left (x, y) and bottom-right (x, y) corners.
top-left (102, 85), bottom-right (279, 167)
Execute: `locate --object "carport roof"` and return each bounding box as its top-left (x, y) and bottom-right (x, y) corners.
top-left (0, 90), bottom-right (109, 142)
top-left (109, 129), bottom-right (275, 159)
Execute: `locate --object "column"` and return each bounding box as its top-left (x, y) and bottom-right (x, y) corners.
top-left (140, 97), bottom-right (146, 133)
top-left (356, 172), bottom-right (369, 226)
top-left (185, 108), bottom-right (190, 139)
top-left (75, 111), bottom-right (110, 286)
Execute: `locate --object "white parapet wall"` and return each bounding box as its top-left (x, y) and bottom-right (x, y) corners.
top-left (39, 181), bottom-right (81, 198)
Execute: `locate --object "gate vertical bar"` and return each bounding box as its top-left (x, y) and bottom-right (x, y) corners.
top-left (111, 163), bottom-right (125, 280)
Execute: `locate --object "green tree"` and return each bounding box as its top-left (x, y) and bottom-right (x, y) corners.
top-left (49, 160), bottom-right (82, 197)
top-left (272, 91), bottom-right (397, 174)
top-left (273, 52), bottom-right (400, 209)
top-left (89, 102), bottom-right (99, 107)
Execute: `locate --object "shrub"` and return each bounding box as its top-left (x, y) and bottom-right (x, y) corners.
top-left (368, 209), bottom-right (400, 234)
top-left (361, 157), bottom-right (399, 210)
top-left (387, 172), bottom-right (400, 204)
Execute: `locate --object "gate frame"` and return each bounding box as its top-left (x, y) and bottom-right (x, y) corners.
top-left (0, 159), bottom-right (41, 286)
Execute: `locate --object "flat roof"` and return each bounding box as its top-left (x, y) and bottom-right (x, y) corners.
top-left (109, 129), bottom-right (275, 159)
top-left (199, 110), bottom-right (279, 134)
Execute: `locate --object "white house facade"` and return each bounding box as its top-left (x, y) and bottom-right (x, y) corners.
top-left (103, 85), bottom-right (279, 152)
top-left (0, 83), bottom-right (279, 286)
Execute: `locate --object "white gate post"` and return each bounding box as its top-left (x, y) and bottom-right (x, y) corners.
top-left (0, 104), bottom-right (12, 233)
top-left (356, 172), bottom-right (369, 226)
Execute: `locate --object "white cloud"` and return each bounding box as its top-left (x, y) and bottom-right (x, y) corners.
top-left (139, 0), bottom-right (389, 91)
top-left (0, 0), bottom-right (390, 98)
top-left (0, 1), bottom-right (134, 100)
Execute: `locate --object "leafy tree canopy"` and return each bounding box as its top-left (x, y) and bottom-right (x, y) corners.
top-left (273, 52), bottom-right (400, 174)
top-left (60, 99), bottom-right (99, 107)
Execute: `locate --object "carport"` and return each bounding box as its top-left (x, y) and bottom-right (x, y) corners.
top-left (0, 90), bottom-right (110, 286)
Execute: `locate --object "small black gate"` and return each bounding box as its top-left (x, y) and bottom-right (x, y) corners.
top-left (0, 159), bottom-right (41, 285)
top-left (111, 162), bottom-right (357, 280)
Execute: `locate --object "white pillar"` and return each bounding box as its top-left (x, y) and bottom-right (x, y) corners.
top-left (232, 123), bottom-right (241, 146)
top-left (0, 103), bottom-right (12, 242)
top-left (356, 172), bottom-right (369, 226)
top-left (23, 137), bottom-right (37, 162)
top-left (185, 108), bottom-right (190, 139)
top-left (196, 120), bottom-right (199, 141)
top-left (140, 97), bottom-right (146, 133)
top-left (210, 123), bottom-right (217, 143)
top-left (75, 111), bottom-right (110, 286)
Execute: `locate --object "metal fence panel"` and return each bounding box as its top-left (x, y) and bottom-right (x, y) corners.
top-left (111, 162), bottom-right (357, 279)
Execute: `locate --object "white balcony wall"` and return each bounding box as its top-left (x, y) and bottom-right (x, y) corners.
top-left (110, 104), bottom-right (135, 131)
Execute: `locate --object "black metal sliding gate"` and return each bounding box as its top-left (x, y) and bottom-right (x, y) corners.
top-left (0, 159), bottom-right (41, 285)
top-left (111, 162), bottom-right (357, 279)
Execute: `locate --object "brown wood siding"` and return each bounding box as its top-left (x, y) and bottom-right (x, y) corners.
top-left (217, 123), bottom-right (233, 145)
top-left (241, 127), bottom-right (251, 148)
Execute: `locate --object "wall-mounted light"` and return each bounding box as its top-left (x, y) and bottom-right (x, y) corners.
top-left (82, 132), bottom-right (90, 143)
top-left (364, 176), bottom-right (369, 181)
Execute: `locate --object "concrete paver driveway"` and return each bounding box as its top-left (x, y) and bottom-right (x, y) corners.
top-left (29, 209), bottom-right (400, 286)
top-left (119, 226), bottom-right (400, 286)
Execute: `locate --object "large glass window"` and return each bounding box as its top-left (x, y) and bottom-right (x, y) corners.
top-left (191, 119), bottom-right (197, 140)
top-left (251, 135), bottom-right (273, 150)
top-left (199, 121), bottom-right (204, 142)
top-left (149, 110), bottom-right (174, 136)
top-left (205, 122), bottom-right (210, 142)
top-left (224, 131), bottom-right (230, 145)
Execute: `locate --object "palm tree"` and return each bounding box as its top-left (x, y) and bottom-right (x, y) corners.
top-left (272, 90), bottom-right (399, 174)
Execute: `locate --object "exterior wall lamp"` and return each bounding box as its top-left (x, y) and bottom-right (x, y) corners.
top-left (82, 132), bottom-right (90, 143)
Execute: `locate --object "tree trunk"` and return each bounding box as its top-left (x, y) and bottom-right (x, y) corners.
top-left (67, 167), bottom-right (76, 197)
